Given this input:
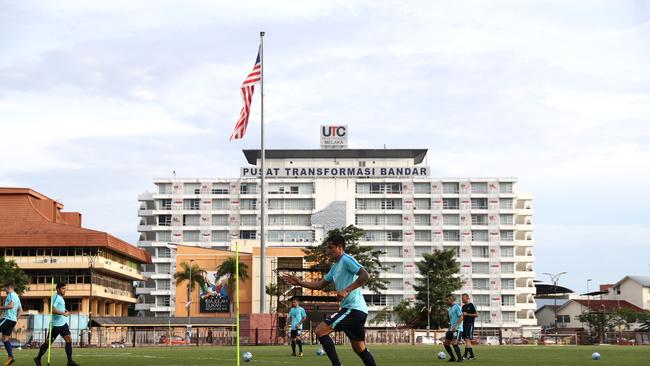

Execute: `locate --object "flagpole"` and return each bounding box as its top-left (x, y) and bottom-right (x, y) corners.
top-left (236, 241), bottom-right (240, 366)
top-left (259, 30), bottom-right (266, 313)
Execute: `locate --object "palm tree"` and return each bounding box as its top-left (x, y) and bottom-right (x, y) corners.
top-left (265, 283), bottom-right (280, 313)
top-left (174, 262), bottom-right (206, 318)
top-left (216, 257), bottom-right (250, 316)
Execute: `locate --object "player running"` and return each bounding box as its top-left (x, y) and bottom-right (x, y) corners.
top-left (443, 294), bottom-right (464, 362)
top-left (281, 234), bottom-right (377, 366)
top-left (461, 293), bottom-right (478, 360)
top-left (34, 283), bottom-right (79, 366)
top-left (288, 297), bottom-right (307, 356)
top-left (0, 283), bottom-right (22, 366)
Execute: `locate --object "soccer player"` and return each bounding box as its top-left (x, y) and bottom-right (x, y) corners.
top-left (288, 297), bottom-right (307, 356)
top-left (281, 234), bottom-right (377, 366)
top-left (34, 283), bottom-right (79, 366)
top-left (443, 294), bottom-right (464, 363)
top-left (461, 293), bottom-right (478, 360)
top-left (0, 283), bottom-right (22, 366)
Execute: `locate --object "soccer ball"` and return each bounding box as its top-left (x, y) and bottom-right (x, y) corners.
top-left (437, 352), bottom-right (446, 360)
top-left (243, 352), bottom-right (253, 362)
top-left (592, 352), bottom-right (601, 360)
top-left (316, 349), bottom-right (326, 356)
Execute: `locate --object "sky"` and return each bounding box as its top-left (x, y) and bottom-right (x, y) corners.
top-left (1, 0), bottom-right (649, 293)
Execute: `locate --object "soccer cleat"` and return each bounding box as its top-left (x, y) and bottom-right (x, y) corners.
top-left (33, 357), bottom-right (42, 366)
top-left (67, 361), bottom-right (80, 366)
top-left (299, 352), bottom-right (303, 357)
top-left (447, 359), bottom-right (456, 362)
top-left (3, 357), bottom-right (15, 366)
top-left (467, 356), bottom-right (476, 360)
top-left (291, 352), bottom-right (297, 357)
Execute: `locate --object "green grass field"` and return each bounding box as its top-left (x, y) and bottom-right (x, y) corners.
top-left (7, 345), bottom-right (649, 366)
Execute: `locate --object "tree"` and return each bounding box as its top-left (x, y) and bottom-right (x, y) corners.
top-left (174, 262), bottom-right (206, 318)
top-left (368, 306), bottom-right (396, 327)
top-left (303, 225), bottom-right (390, 293)
top-left (216, 257), bottom-right (250, 316)
top-left (369, 300), bottom-right (420, 328)
top-left (0, 257), bottom-right (29, 295)
top-left (265, 283), bottom-right (281, 313)
top-left (412, 249), bottom-right (462, 329)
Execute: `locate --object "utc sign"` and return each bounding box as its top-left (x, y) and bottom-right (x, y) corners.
top-left (320, 125), bottom-right (347, 149)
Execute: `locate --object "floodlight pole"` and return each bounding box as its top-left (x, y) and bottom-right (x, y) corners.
top-left (543, 272), bottom-right (566, 332)
top-left (426, 270), bottom-right (434, 337)
top-left (188, 259), bottom-right (194, 340)
top-left (587, 278), bottom-right (592, 335)
top-left (85, 250), bottom-right (99, 347)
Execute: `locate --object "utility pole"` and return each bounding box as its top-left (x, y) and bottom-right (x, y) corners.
top-left (543, 272), bottom-right (567, 333)
top-left (426, 270), bottom-right (434, 337)
top-left (85, 250), bottom-right (99, 347)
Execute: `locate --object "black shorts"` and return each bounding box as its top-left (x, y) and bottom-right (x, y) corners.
top-left (462, 324), bottom-right (474, 340)
top-left (0, 319), bottom-right (16, 336)
top-left (324, 308), bottom-right (367, 341)
top-left (290, 329), bottom-right (302, 338)
top-left (47, 324), bottom-right (71, 340)
top-left (445, 330), bottom-right (463, 341)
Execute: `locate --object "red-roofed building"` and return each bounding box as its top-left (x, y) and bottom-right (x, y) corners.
top-left (0, 188), bottom-right (150, 320)
top-left (536, 298), bottom-right (647, 331)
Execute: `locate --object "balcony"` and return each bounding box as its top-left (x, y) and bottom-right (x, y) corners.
top-left (135, 303), bottom-right (154, 311)
top-left (25, 283), bottom-right (136, 303)
top-left (7, 255), bottom-right (143, 280)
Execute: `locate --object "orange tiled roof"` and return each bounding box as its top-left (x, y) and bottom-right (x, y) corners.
top-left (0, 188), bottom-right (150, 263)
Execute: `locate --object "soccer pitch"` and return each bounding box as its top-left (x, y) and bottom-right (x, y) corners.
top-left (9, 345), bottom-right (648, 366)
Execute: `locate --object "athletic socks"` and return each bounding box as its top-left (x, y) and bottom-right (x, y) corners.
top-left (355, 348), bottom-right (377, 366)
top-left (469, 347), bottom-right (475, 358)
top-left (3, 340), bottom-right (12, 358)
top-left (318, 335), bottom-right (341, 366)
top-left (36, 342), bottom-right (49, 360)
top-left (444, 345), bottom-right (455, 361)
top-left (297, 339), bottom-right (303, 353)
top-left (464, 347), bottom-right (471, 358)
top-left (65, 342), bottom-right (73, 362)
top-left (291, 340), bottom-right (296, 354)
top-left (453, 344), bottom-right (463, 360)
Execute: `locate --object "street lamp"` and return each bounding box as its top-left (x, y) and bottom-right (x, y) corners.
top-left (587, 279), bottom-right (592, 336)
top-left (426, 270), bottom-right (434, 337)
top-left (84, 249), bottom-right (99, 347)
top-left (543, 272), bottom-right (567, 333)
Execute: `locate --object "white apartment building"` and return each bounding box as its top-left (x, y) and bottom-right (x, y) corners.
top-left (136, 146), bottom-right (537, 332)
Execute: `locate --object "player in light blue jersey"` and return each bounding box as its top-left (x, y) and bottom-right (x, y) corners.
top-left (443, 294), bottom-right (464, 362)
top-left (34, 283), bottom-right (78, 366)
top-left (288, 297), bottom-right (307, 356)
top-left (281, 234), bottom-right (377, 366)
top-left (0, 283), bottom-right (22, 366)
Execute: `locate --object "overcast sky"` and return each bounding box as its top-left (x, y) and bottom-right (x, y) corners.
top-left (1, 0), bottom-right (649, 293)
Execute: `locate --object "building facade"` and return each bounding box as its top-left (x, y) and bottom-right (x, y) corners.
top-left (0, 188), bottom-right (150, 321)
top-left (137, 148), bottom-right (537, 332)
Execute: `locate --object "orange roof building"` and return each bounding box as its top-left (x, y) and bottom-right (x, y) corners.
top-left (0, 187), bottom-right (151, 319)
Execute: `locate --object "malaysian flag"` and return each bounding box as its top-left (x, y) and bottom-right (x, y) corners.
top-left (230, 48), bottom-right (261, 140)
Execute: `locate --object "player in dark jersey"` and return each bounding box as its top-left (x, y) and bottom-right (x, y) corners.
top-left (461, 293), bottom-right (478, 360)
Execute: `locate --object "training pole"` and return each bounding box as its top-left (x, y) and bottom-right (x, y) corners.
top-left (47, 278), bottom-right (54, 366)
top-left (236, 241), bottom-right (240, 366)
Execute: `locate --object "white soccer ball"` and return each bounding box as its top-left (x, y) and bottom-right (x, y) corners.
top-left (592, 352), bottom-right (601, 360)
top-left (243, 351), bottom-right (253, 362)
top-left (437, 351), bottom-right (446, 360)
top-left (316, 349), bottom-right (326, 356)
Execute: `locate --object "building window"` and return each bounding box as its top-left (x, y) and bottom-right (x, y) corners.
top-left (156, 296), bottom-right (171, 307)
top-left (183, 215), bottom-right (200, 226)
top-left (241, 183), bottom-right (257, 194)
top-left (387, 231), bottom-right (402, 241)
top-left (212, 215), bottom-right (228, 225)
top-left (501, 246), bottom-right (514, 257)
top-left (499, 182), bottom-right (513, 194)
top-left (156, 280), bottom-right (171, 290)
top-left (471, 198), bottom-right (487, 210)
top-left (414, 183), bottom-right (431, 194)
top-left (158, 215), bottom-right (171, 226)
top-left (443, 214), bottom-right (459, 225)
top-left (414, 198), bottom-right (431, 210)
top-left (501, 263), bottom-right (515, 273)
top-left (471, 182), bottom-right (487, 194)
top-left (499, 214), bottom-right (513, 225)
top-left (503, 312), bottom-right (516, 322)
top-left (472, 263), bottom-right (489, 274)
top-left (156, 231), bottom-right (171, 242)
top-left (471, 214), bottom-right (487, 225)
top-left (240, 230), bottom-right (257, 239)
top-left (159, 199), bottom-right (172, 210)
top-left (212, 183), bottom-right (229, 195)
top-left (183, 199), bottom-right (200, 210)
top-left (364, 294), bottom-right (386, 306)
top-left (414, 231), bottom-right (431, 241)
top-left (471, 246), bottom-right (489, 258)
top-left (183, 231), bottom-right (199, 242)
top-left (473, 278), bottom-right (489, 290)
top-left (501, 295), bottom-right (516, 306)
top-left (211, 231), bottom-right (228, 242)
top-left (500, 231), bottom-right (514, 241)
top-left (268, 230), bottom-right (313, 242)
top-left (472, 230), bottom-right (488, 242)
top-left (157, 247), bottom-right (171, 258)
top-left (473, 294), bottom-right (489, 306)
top-left (414, 214), bottom-right (430, 225)
top-left (556, 315), bottom-right (571, 323)
top-left (240, 199), bottom-right (257, 210)
top-left (443, 230), bottom-right (460, 241)
top-left (443, 182), bottom-right (459, 194)
top-left (443, 198), bottom-right (459, 209)
top-left (240, 215), bottom-right (257, 226)
top-left (157, 263), bottom-right (171, 273)
top-left (501, 279), bottom-right (515, 289)
top-left (158, 183), bottom-right (172, 194)
top-left (500, 198), bottom-right (513, 209)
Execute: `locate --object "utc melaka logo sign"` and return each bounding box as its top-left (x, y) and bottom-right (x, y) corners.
top-left (320, 124), bottom-right (348, 149)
